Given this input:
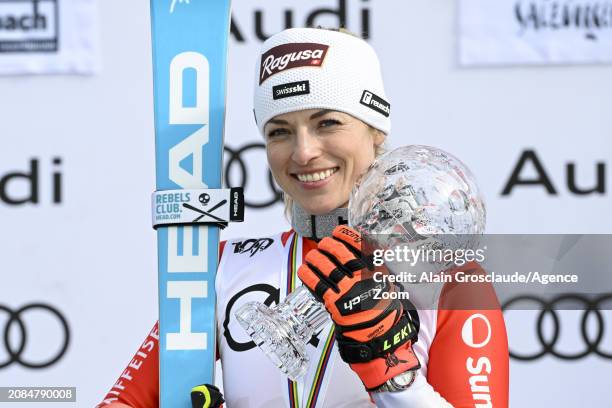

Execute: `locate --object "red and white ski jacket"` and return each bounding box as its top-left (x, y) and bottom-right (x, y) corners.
top-left (98, 231), bottom-right (509, 407)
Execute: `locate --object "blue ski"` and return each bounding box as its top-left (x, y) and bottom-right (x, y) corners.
top-left (149, 1), bottom-right (231, 406)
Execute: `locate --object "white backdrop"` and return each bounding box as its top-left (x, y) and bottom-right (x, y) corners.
top-left (1, 0), bottom-right (611, 407)
top-left (458, 0), bottom-right (612, 66)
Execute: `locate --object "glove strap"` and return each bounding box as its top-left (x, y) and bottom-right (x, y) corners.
top-left (337, 313), bottom-right (418, 364)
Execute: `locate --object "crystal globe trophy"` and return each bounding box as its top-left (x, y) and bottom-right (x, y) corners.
top-left (235, 145), bottom-right (486, 380)
top-left (349, 145), bottom-right (486, 274)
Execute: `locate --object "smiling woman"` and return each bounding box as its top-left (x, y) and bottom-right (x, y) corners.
top-left (254, 27), bottom-right (390, 220)
top-left (264, 108), bottom-right (385, 215)
top-left (98, 26), bottom-right (509, 408)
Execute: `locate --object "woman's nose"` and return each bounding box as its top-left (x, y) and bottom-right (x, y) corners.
top-left (291, 128), bottom-right (321, 166)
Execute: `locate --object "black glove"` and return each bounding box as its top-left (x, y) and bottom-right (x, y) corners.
top-left (191, 384), bottom-right (224, 408)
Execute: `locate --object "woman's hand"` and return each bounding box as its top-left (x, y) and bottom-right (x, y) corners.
top-left (191, 384), bottom-right (224, 408)
top-left (298, 225), bottom-right (420, 391)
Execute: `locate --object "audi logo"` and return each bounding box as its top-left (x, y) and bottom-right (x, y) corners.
top-left (502, 294), bottom-right (612, 361)
top-left (1, 303), bottom-right (70, 369)
top-left (224, 143), bottom-right (283, 209)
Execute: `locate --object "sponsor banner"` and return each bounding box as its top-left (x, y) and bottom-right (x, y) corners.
top-left (0, 0), bottom-right (99, 74)
top-left (459, 0), bottom-right (612, 66)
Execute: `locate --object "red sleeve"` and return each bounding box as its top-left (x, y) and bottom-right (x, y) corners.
top-left (97, 323), bottom-right (160, 408)
top-left (97, 241), bottom-right (227, 407)
top-left (426, 264), bottom-right (509, 408)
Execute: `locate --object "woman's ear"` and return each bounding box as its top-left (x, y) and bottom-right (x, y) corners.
top-left (373, 129), bottom-right (386, 147)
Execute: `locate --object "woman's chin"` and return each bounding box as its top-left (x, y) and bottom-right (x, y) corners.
top-left (298, 200), bottom-right (345, 216)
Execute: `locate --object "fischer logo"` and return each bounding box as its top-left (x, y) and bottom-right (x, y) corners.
top-left (259, 43), bottom-right (328, 84)
top-left (272, 80), bottom-right (310, 100)
top-left (462, 314), bottom-right (493, 408)
top-left (360, 90), bottom-right (390, 117)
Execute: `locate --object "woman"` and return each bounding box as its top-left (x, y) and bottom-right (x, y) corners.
top-left (98, 27), bottom-right (509, 408)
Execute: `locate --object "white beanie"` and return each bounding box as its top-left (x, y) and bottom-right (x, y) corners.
top-left (253, 28), bottom-right (391, 136)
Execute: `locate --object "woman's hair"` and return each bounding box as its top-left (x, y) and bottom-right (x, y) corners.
top-left (281, 126), bottom-right (387, 221)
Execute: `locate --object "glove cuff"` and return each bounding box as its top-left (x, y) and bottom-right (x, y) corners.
top-left (337, 313), bottom-right (418, 363)
top-left (350, 340), bottom-right (421, 390)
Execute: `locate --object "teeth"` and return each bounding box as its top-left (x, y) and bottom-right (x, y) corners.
top-left (297, 168), bottom-right (337, 183)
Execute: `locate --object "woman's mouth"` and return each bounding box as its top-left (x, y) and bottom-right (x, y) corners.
top-left (292, 167), bottom-right (339, 188)
top-left (295, 167), bottom-right (338, 182)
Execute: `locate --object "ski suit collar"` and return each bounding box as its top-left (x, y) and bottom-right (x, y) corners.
top-left (291, 203), bottom-right (349, 241)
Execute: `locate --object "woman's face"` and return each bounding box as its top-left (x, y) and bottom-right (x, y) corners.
top-left (264, 109), bottom-right (385, 215)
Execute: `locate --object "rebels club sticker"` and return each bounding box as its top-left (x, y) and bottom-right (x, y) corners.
top-left (259, 42), bottom-right (328, 84)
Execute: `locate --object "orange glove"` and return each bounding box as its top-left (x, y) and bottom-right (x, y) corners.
top-left (298, 226), bottom-right (420, 391)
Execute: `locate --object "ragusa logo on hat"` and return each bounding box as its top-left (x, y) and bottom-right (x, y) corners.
top-left (259, 42), bottom-right (329, 84)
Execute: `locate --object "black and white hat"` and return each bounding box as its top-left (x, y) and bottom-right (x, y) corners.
top-left (253, 27), bottom-right (391, 136)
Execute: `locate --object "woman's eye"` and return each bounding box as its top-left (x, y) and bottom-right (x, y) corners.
top-left (267, 128), bottom-right (289, 138)
top-left (319, 119), bottom-right (340, 128)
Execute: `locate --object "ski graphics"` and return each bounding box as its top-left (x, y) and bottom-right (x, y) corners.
top-left (149, 1), bottom-right (231, 406)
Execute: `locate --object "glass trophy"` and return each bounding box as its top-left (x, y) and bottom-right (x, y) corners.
top-left (235, 285), bottom-right (328, 380)
top-left (236, 145), bottom-right (486, 379)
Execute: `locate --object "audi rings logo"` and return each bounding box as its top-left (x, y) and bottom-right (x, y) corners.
top-left (502, 294), bottom-right (612, 361)
top-left (1, 303), bottom-right (70, 369)
top-left (224, 143), bottom-right (283, 209)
